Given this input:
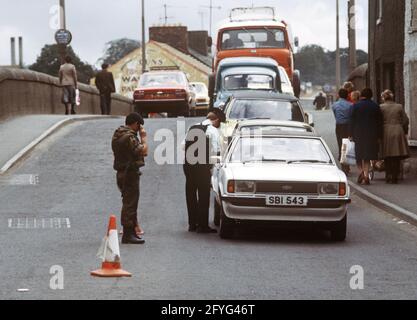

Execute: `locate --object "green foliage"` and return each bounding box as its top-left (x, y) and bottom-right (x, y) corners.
top-left (294, 45), bottom-right (368, 85)
top-left (30, 45), bottom-right (94, 84)
top-left (97, 38), bottom-right (141, 66)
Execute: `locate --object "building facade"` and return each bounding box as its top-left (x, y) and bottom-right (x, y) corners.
top-left (405, 0), bottom-right (417, 145)
top-left (368, 0), bottom-right (405, 106)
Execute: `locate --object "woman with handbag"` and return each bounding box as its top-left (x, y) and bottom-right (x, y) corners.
top-left (380, 90), bottom-right (410, 184)
top-left (351, 88), bottom-right (384, 185)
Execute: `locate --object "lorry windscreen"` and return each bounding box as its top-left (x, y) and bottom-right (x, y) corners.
top-left (221, 28), bottom-right (286, 50)
top-left (224, 74), bottom-right (274, 90)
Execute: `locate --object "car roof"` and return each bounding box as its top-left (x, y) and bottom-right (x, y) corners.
top-left (218, 57), bottom-right (278, 68)
top-left (221, 67), bottom-right (277, 77)
top-left (237, 130), bottom-right (320, 138)
top-left (229, 90), bottom-right (298, 100)
top-left (143, 70), bottom-right (185, 75)
top-left (237, 119), bottom-right (312, 129)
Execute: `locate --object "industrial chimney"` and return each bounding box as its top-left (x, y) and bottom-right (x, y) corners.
top-left (18, 37), bottom-right (23, 68)
top-left (10, 37), bottom-right (16, 66)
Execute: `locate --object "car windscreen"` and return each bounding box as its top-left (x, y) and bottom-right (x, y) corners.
top-left (224, 75), bottom-right (273, 90)
top-left (230, 137), bottom-right (332, 164)
top-left (228, 99), bottom-right (305, 122)
top-left (139, 73), bottom-right (185, 87)
top-left (221, 28), bottom-right (286, 50)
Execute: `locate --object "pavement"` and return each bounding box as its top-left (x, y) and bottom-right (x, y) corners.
top-left (0, 115), bottom-right (118, 174)
top-left (299, 99), bottom-right (417, 224)
top-left (1, 116), bottom-right (417, 299)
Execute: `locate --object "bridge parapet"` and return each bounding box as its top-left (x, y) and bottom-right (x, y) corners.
top-left (0, 67), bottom-right (133, 120)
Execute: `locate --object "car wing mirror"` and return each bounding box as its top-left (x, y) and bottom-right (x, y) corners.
top-left (305, 112), bottom-right (315, 127)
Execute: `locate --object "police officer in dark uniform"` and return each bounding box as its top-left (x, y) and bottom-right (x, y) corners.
top-left (183, 109), bottom-right (225, 233)
top-left (112, 113), bottom-right (148, 244)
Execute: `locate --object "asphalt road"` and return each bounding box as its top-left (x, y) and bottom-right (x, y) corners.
top-left (1, 105), bottom-right (417, 299)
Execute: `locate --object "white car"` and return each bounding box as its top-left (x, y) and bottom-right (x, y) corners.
top-left (278, 66), bottom-right (295, 96)
top-left (212, 131), bottom-right (350, 241)
top-left (190, 82), bottom-right (210, 116)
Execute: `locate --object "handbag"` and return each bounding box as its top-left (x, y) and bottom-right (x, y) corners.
top-left (341, 138), bottom-right (356, 166)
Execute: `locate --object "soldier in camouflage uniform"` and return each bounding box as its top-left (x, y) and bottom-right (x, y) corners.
top-left (112, 113), bottom-right (148, 244)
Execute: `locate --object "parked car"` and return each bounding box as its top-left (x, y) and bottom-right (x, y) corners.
top-left (218, 91), bottom-right (314, 152)
top-left (210, 57), bottom-right (282, 109)
top-left (133, 68), bottom-right (195, 117)
top-left (190, 82), bottom-right (210, 116)
top-left (211, 130), bottom-right (350, 241)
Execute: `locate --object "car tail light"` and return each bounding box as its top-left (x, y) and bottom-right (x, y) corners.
top-left (227, 180), bottom-right (235, 193)
top-left (339, 183), bottom-right (347, 196)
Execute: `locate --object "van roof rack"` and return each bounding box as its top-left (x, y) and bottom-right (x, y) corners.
top-left (229, 7), bottom-right (277, 22)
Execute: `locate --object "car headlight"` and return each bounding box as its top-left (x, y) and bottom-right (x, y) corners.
top-left (234, 180), bottom-right (256, 193)
top-left (318, 183), bottom-right (339, 195)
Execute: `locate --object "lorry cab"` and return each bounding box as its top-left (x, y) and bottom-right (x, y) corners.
top-left (213, 7), bottom-right (300, 97)
top-left (212, 57), bottom-right (282, 109)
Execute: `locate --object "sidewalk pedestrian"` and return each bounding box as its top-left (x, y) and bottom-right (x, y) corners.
top-left (332, 88), bottom-right (353, 174)
top-left (112, 113), bottom-right (148, 244)
top-left (59, 56), bottom-right (78, 115)
top-left (183, 109), bottom-right (225, 234)
top-left (95, 63), bottom-right (116, 115)
top-left (380, 90), bottom-right (410, 184)
top-left (351, 90), bottom-right (361, 104)
top-left (313, 92), bottom-right (327, 111)
top-left (351, 88), bottom-right (383, 185)
top-left (343, 81), bottom-right (355, 103)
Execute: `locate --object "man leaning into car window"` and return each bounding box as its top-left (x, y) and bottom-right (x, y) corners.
top-left (183, 109), bottom-right (225, 234)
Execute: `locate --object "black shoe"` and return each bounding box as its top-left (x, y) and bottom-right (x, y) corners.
top-left (188, 225), bottom-right (197, 232)
top-left (197, 226), bottom-right (217, 234)
top-left (122, 227), bottom-right (145, 244)
top-left (71, 110), bottom-right (76, 115)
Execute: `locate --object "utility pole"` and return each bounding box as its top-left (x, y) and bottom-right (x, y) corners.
top-left (202, 0), bottom-right (221, 37)
top-left (141, 0), bottom-right (146, 74)
top-left (335, 0), bottom-right (341, 90)
top-left (348, 0), bottom-right (357, 73)
top-left (198, 11), bottom-right (205, 30)
top-left (59, 0), bottom-right (67, 63)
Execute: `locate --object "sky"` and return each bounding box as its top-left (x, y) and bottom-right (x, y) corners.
top-left (0, 0), bottom-right (369, 67)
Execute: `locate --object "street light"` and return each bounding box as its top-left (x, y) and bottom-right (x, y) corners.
top-left (201, 0), bottom-right (221, 37)
top-left (141, 0), bottom-right (146, 74)
top-left (335, 0), bottom-right (341, 90)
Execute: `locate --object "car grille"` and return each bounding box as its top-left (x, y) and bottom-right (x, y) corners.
top-left (256, 182), bottom-right (318, 195)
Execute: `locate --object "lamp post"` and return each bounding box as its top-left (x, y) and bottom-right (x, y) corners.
top-left (59, 0), bottom-right (67, 63)
top-left (141, 0), bottom-right (146, 73)
top-left (348, 0), bottom-right (357, 73)
top-left (335, 0), bottom-right (341, 89)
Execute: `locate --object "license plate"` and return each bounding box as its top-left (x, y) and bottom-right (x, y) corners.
top-left (266, 195), bottom-right (308, 207)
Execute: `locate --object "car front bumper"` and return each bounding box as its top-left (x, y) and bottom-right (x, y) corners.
top-left (221, 196), bottom-right (350, 222)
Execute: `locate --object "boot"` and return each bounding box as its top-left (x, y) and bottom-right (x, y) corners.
top-left (122, 227), bottom-right (145, 244)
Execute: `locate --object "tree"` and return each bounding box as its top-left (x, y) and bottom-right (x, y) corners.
top-left (30, 45), bottom-right (95, 84)
top-left (97, 38), bottom-right (141, 66)
top-left (294, 45), bottom-right (368, 86)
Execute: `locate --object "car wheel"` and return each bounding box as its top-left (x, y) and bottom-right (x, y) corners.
top-left (214, 198), bottom-right (220, 227)
top-left (330, 215), bottom-right (347, 242)
top-left (219, 205), bottom-right (234, 239)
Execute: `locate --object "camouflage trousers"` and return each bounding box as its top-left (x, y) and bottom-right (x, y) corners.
top-left (116, 170), bottom-right (140, 228)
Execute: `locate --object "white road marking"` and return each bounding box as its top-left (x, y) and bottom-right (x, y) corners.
top-left (8, 218), bottom-right (71, 229)
top-left (0, 174), bottom-right (39, 186)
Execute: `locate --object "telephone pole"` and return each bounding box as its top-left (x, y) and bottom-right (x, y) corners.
top-left (335, 0), bottom-right (341, 89)
top-left (59, 0), bottom-right (67, 63)
top-left (348, 0), bottom-right (357, 73)
top-left (141, 0), bottom-right (146, 73)
top-left (202, 0), bottom-right (221, 36)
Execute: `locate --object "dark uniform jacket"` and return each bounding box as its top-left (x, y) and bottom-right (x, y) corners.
top-left (112, 126), bottom-right (145, 171)
top-left (95, 70), bottom-right (116, 94)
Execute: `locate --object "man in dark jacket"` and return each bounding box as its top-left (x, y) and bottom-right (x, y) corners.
top-left (95, 63), bottom-right (116, 115)
top-left (112, 113), bottom-right (148, 244)
top-left (313, 92), bottom-right (327, 110)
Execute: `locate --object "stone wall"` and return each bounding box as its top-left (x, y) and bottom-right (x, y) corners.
top-left (0, 68), bottom-right (133, 120)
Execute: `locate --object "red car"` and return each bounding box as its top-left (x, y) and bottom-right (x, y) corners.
top-left (133, 69), bottom-right (195, 117)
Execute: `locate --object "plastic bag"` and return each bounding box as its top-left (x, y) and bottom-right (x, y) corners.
top-left (340, 138), bottom-right (356, 166)
top-left (75, 89), bottom-right (81, 106)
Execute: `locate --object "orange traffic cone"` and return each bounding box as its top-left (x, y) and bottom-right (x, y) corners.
top-left (91, 215), bottom-right (132, 278)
